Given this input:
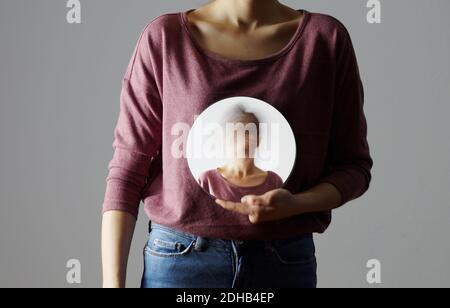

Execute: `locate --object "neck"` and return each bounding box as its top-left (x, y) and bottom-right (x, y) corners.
top-left (210, 0), bottom-right (283, 29)
top-left (224, 158), bottom-right (256, 177)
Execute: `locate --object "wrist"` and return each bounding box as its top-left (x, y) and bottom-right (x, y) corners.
top-left (103, 279), bottom-right (125, 288)
top-left (291, 193), bottom-right (304, 216)
top-left (102, 272), bottom-right (126, 288)
top-left (290, 182), bottom-right (342, 216)
top-left (291, 191), bottom-right (315, 216)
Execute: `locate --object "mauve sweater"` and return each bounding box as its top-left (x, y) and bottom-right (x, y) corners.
top-left (198, 169), bottom-right (284, 202)
top-left (102, 8), bottom-right (373, 240)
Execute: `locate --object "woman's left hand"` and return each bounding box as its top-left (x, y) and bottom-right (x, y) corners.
top-left (215, 188), bottom-right (302, 224)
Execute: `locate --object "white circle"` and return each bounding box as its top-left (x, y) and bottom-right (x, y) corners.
top-left (186, 96), bottom-right (297, 191)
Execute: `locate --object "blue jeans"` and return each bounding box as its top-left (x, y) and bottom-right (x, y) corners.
top-left (141, 222), bottom-right (317, 288)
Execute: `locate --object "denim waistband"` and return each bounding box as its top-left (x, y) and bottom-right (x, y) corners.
top-left (149, 221), bottom-right (312, 251)
top-left (149, 221), bottom-right (230, 250)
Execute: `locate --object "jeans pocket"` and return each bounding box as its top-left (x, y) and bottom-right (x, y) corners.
top-left (144, 227), bottom-right (196, 258)
top-left (271, 234), bottom-right (316, 265)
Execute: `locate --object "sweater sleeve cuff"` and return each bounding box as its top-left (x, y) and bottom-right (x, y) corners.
top-left (101, 147), bottom-right (154, 219)
top-left (102, 176), bottom-right (141, 219)
top-left (102, 203), bottom-right (139, 220)
top-left (317, 166), bottom-right (370, 206)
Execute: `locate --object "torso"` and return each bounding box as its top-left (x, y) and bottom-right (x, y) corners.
top-left (133, 9), bottom-right (350, 238)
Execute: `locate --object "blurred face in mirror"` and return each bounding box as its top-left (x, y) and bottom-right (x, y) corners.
top-left (223, 111), bottom-right (260, 160)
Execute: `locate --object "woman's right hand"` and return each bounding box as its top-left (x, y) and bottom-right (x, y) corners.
top-left (101, 210), bottom-right (137, 288)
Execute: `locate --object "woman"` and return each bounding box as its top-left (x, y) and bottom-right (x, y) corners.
top-left (197, 104), bottom-right (284, 201)
top-left (102, 0), bottom-right (373, 288)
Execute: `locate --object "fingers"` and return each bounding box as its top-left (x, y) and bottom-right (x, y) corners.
top-left (241, 194), bottom-right (264, 206)
top-left (215, 199), bottom-right (255, 215)
top-left (215, 198), bottom-right (274, 216)
top-left (241, 195), bottom-right (274, 211)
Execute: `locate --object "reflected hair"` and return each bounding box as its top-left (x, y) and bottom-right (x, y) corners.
top-left (220, 104), bottom-right (260, 137)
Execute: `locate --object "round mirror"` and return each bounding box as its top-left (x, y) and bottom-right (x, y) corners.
top-left (186, 96), bottom-right (297, 202)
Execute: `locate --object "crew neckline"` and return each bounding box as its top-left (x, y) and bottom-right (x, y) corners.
top-left (180, 8), bottom-right (310, 66)
top-left (214, 168), bottom-right (272, 189)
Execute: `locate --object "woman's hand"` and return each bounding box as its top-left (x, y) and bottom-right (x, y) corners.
top-left (215, 188), bottom-right (302, 224)
top-left (215, 183), bottom-right (343, 224)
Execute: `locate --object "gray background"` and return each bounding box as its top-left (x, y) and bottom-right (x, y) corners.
top-left (0, 0), bottom-right (449, 288)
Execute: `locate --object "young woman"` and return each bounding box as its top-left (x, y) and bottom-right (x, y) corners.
top-left (102, 0), bottom-right (373, 288)
top-left (197, 104), bottom-right (284, 201)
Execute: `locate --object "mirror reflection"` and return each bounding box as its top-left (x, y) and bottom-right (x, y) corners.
top-left (186, 96), bottom-right (297, 202)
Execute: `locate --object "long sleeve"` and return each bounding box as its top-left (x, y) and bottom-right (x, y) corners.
top-left (317, 22), bottom-right (373, 206)
top-left (102, 24), bottom-right (163, 219)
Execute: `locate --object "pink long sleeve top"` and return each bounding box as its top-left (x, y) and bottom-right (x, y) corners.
top-left (102, 8), bottom-right (373, 240)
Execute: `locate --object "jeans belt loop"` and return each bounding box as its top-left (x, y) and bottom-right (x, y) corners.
top-left (148, 221), bottom-right (152, 233)
top-left (194, 236), bottom-right (208, 252)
